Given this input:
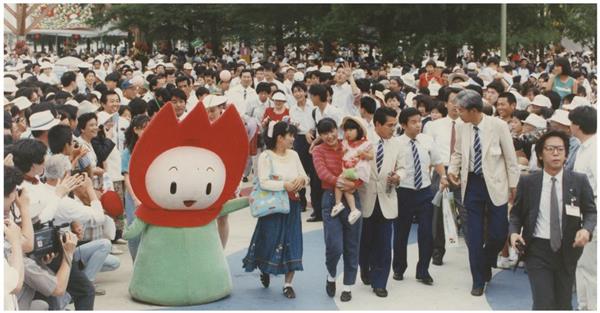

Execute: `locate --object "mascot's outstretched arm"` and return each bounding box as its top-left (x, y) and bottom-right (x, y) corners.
top-left (123, 218), bottom-right (147, 240)
top-left (219, 197), bottom-right (250, 217)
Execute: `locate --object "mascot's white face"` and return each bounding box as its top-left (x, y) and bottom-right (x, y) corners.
top-left (145, 146), bottom-right (226, 210)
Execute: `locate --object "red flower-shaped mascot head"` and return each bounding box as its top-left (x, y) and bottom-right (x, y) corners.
top-left (129, 102), bottom-right (249, 227)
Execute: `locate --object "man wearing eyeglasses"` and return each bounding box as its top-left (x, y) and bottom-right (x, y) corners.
top-left (447, 89), bottom-right (520, 297)
top-left (509, 130), bottom-right (596, 310)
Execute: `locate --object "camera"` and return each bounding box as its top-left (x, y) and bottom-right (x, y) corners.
top-left (28, 220), bottom-right (70, 259)
top-left (71, 168), bottom-right (86, 177)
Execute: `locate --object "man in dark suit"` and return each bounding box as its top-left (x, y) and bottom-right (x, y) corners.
top-left (509, 130), bottom-right (596, 310)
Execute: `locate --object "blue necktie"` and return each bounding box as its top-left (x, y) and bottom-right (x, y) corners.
top-left (473, 126), bottom-right (482, 175)
top-left (376, 139), bottom-right (384, 173)
top-left (410, 139), bottom-right (423, 190)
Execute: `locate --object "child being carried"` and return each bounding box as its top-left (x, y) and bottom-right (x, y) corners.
top-left (331, 116), bottom-right (373, 224)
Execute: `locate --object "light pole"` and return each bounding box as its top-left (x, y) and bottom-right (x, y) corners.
top-left (501, 3), bottom-right (507, 61)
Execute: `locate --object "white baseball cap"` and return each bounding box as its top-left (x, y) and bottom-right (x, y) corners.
top-left (64, 99), bottom-right (79, 108)
top-left (90, 90), bottom-right (102, 100)
top-left (96, 111), bottom-right (115, 126)
top-left (524, 113), bottom-right (547, 130)
top-left (202, 94), bottom-right (228, 109)
top-left (272, 92), bottom-right (287, 102)
top-left (77, 62), bottom-right (91, 69)
top-left (319, 65), bottom-right (333, 74)
top-left (388, 68), bottom-right (403, 78)
top-left (401, 73), bottom-right (417, 89)
top-left (352, 69), bottom-right (366, 80)
top-left (40, 61), bottom-right (53, 70)
top-left (293, 72), bottom-right (304, 82)
top-left (549, 109), bottom-right (571, 126)
top-left (29, 110), bottom-right (60, 131)
top-left (467, 62), bottom-right (478, 71)
top-left (531, 94), bottom-right (552, 108)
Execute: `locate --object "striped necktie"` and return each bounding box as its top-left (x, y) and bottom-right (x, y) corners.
top-left (550, 177), bottom-right (562, 252)
top-left (473, 126), bottom-right (482, 174)
top-left (410, 139), bottom-right (423, 190)
top-left (376, 138), bottom-right (384, 173)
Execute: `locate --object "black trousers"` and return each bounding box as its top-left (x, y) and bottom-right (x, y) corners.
top-left (526, 238), bottom-right (576, 310)
top-left (430, 169), bottom-right (466, 261)
top-left (359, 199), bottom-right (394, 289)
top-left (47, 254), bottom-right (95, 310)
top-left (294, 134), bottom-right (323, 218)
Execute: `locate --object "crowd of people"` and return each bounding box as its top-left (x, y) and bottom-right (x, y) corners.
top-left (3, 42), bottom-right (597, 310)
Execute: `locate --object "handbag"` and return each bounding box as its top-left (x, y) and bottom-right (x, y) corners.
top-left (249, 153), bottom-right (290, 218)
top-left (442, 190), bottom-right (461, 248)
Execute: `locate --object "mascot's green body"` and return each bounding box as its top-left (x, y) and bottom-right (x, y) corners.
top-left (123, 101), bottom-right (249, 306)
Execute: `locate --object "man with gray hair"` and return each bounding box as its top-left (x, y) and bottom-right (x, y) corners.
top-left (42, 155), bottom-right (120, 295)
top-left (448, 89), bottom-right (519, 296)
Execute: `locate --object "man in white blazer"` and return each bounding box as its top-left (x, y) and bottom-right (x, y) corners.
top-left (448, 89), bottom-right (519, 296)
top-left (358, 107), bottom-right (403, 297)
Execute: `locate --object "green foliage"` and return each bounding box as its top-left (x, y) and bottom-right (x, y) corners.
top-left (91, 3), bottom-right (596, 61)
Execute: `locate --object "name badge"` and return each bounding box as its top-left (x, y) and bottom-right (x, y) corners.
top-left (566, 205), bottom-right (581, 217)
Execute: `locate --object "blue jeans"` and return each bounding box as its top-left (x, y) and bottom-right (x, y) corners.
top-left (322, 190), bottom-right (362, 286)
top-left (74, 239), bottom-right (120, 282)
top-left (464, 173), bottom-right (508, 288)
top-left (125, 191), bottom-right (141, 261)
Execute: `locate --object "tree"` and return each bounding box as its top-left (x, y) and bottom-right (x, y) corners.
top-left (91, 4), bottom-right (596, 65)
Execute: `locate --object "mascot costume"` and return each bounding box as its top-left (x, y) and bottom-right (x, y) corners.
top-left (123, 101), bottom-right (249, 305)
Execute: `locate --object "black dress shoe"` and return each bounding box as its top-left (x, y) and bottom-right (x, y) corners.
top-left (416, 275), bottom-right (434, 285)
top-left (432, 257), bottom-right (443, 266)
top-left (242, 176), bottom-right (249, 183)
top-left (360, 272), bottom-right (371, 285)
top-left (260, 272), bottom-right (270, 288)
top-left (340, 291), bottom-right (352, 302)
top-left (373, 288), bottom-right (388, 297)
top-left (326, 280), bottom-right (336, 297)
top-left (392, 272), bottom-right (404, 281)
top-left (307, 216), bottom-right (322, 222)
top-left (283, 286), bottom-right (296, 299)
top-left (471, 286), bottom-right (484, 296)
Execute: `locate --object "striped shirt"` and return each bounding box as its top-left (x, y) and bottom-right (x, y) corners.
top-left (312, 140), bottom-right (344, 191)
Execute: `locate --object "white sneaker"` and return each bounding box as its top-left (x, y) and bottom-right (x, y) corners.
top-left (114, 238), bottom-right (128, 245)
top-left (331, 202), bottom-right (345, 217)
top-left (508, 247), bottom-right (518, 262)
top-left (497, 256), bottom-right (512, 269)
top-left (348, 210), bottom-right (362, 225)
top-left (110, 246), bottom-right (124, 255)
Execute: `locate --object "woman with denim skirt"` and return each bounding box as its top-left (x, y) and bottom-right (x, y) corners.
top-left (243, 121), bottom-right (309, 299)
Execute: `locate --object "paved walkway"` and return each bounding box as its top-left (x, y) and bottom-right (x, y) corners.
top-left (92, 204), bottom-right (542, 310)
